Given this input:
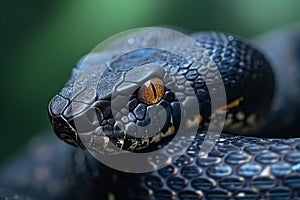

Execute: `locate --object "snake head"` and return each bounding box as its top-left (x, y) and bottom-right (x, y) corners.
top-left (48, 51), bottom-right (187, 152)
top-left (48, 31), bottom-right (275, 154)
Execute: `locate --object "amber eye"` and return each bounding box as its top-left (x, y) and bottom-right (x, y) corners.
top-left (138, 78), bottom-right (165, 105)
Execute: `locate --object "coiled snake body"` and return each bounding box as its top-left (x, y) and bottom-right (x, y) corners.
top-left (1, 26), bottom-right (300, 200)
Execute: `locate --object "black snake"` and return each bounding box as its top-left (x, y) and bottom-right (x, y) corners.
top-left (1, 25), bottom-right (300, 200)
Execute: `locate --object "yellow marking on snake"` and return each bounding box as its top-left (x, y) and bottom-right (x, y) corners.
top-left (185, 97), bottom-right (244, 130)
top-left (224, 96), bottom-right (244, 109)
top-left (122, 97), bottom-right (245, 150)
top-left (150, 133), bottom-right (162, 143)
top-left (117, 139), bottom-right (124, 149)
top-left (186, 115), bottom-right (203, 129)
top-left (161, 125), bottom-right (175, 138)
top-left (211, 96), bottom-right (244, 119)
top-left (135, 138), bottom-right (150, 150)
top-left (103, 136), bottom-right (110, 149)
top-left (141, 138), bottom-right (150, 146)
top-left (128, 140), bottom-right (138, 151)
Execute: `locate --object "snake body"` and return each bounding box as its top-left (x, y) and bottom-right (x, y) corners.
top-left (1, 26), bottom-right (300, 200)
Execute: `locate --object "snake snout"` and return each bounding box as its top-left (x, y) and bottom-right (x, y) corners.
top-left (48, 93), bottom-right (125, 150)
top-left (49, 115), bottom-right (84, 148)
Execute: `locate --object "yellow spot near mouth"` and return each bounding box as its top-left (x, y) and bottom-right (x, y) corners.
top-left (128, 140), bottom-right (138, 151)
top-left (135, 138), bottom-right (151, 151)
top-left (103, 136), bottom-right (110, 148)
top-left (141, 138), bottom-right (150, 147)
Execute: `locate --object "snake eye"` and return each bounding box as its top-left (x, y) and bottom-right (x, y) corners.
top-left (138, 78), bottom-right (165, 105)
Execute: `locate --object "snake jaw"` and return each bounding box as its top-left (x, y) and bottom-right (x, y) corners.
top-left (49, 115), bottom-right (85, 149)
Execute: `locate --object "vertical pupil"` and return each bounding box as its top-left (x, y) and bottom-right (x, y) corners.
top-left (138, 78), bottom-right (164, 105)
top-left (150, 83), bottom-right (157, 100)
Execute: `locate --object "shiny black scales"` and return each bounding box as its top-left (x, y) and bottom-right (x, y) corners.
top-left (48, 32), bottom-right (274, 151)
top-left (2, 28), bottom-right (300, 200)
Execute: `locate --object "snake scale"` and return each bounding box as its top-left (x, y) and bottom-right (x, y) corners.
top-left (1, 25), bottom-right (300, 200)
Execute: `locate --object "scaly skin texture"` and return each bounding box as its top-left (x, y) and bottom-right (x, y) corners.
top-left (1, 27), bottom-right (300, 199)
top-left (49, 31), bottom-right (274, 153)
top-left (1, 132), bottom-right (300, 199)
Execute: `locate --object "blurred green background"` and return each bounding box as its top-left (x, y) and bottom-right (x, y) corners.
top-left (1, 0), bottom-right (300, 163)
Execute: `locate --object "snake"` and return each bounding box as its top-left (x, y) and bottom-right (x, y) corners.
top-left (1, 25), bottom-right (300, 200)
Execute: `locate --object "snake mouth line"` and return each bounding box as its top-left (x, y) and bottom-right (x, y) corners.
top-left (48, 99), bottom-right (174, 152)
top-left (50, 115), bottom-right (85, 149)
top-left (48, 95), bottom-right (257, 152)
top-left (49, 115), bottom-right (177, 154)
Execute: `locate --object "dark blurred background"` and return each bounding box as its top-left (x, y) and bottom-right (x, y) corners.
top-left (1, 0), bottom-right (300, 164)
